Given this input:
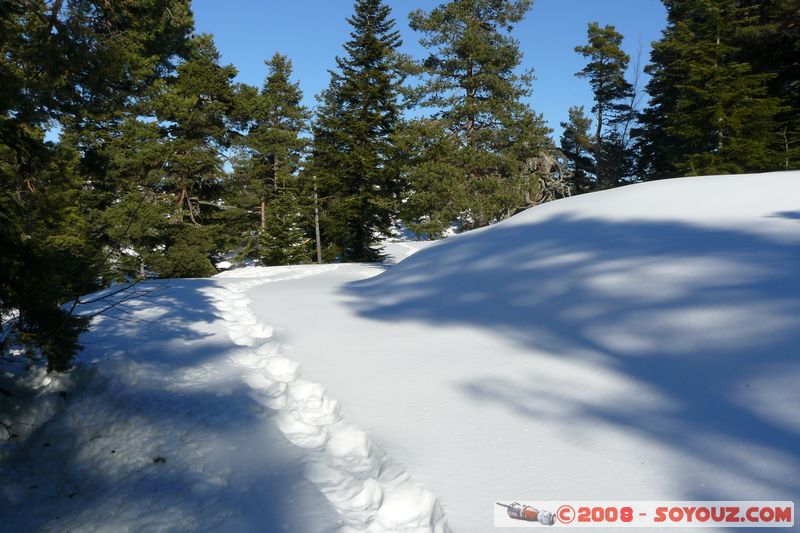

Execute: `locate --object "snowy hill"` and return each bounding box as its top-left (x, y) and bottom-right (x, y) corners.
top-left (2, 172), bottom-right (799, 532)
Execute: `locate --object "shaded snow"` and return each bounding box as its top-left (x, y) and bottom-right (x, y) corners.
top-left (1, 276), bottom-right (341, 532)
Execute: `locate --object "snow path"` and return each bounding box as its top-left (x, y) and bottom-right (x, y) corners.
top-left (206, 266), bottom-right (450, 533)
top-left (1, 275), bottom-right (351, 532)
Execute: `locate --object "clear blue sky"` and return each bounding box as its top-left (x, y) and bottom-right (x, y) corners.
top-left (193, 0), bottom-right (667, 140)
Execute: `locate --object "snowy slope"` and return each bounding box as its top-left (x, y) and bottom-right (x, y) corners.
top-left (243, 172), bottom-right (800, 531)
top-left (2, 171), bottom-right (799, 532)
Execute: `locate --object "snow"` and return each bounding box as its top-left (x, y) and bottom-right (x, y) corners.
top-left (205, 273), bottom-right (448, 531)
top-left (1, 276), bottom-right (342, 532)
top-left (381, 240), bottom-right (436, 265)
top-left (3, 171), bottom-right (800, 531)
top-left (242, 171), bottom-right (800, 530)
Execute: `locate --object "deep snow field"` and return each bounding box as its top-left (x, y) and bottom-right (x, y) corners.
top-left (2, 171), bottom-right (799, 532)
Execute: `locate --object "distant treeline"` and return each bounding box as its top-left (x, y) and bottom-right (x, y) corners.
top-left (1, 0), bottom-right (798, 370)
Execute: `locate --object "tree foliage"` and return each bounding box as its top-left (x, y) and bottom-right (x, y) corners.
top-left (1, 0), bottom-right (192, 370)
top-left (406, 0), bottom-right (562, 231)
top-left (570, 22), bottom-right (637, 189)
top-left (3, 0), bottom-right (800, 373)
top-left (308, 0), bottom-right (407, 261)
top-left (233, 53), bottom-right (311, 265)
top-left (635, 0), bottom-right (785, 178)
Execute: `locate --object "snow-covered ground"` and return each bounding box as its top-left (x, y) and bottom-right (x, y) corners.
top-left (1, 272), bottom-right (345, 532)
top-left (2, 171), bottom-right (799, 531)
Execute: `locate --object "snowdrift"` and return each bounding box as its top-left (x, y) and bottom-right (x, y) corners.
top-left (249, 171), bottom-right (800, 531)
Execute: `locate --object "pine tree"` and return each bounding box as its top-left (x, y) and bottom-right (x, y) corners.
top-left (559, 106), bottom-right (595, 194)
top-left (636, 0), bottom-right (783, 179)
top-left (408, 0), bottom-right (558, 229)
top-left (259, 188), bottom-right (312, 266)
top-left (235, 53), bottom-right (311, 265)
top-left (145, 34), bottom-right (237, 277)
top-left (308, 0), bottom-right (406, 262)
top-left (738, 0), bottom-right (800, 170)
top-left (154, 35), bottom-right (236, 224)
top-left (0, 0), bottom-right (193, 370)
top-left (396, 118), bottom-right (463, 237)
top-left (575, 22), bottom-right (634, 188)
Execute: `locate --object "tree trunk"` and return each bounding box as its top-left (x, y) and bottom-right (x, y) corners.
top-left (260, 196), bottom-right (266, 232)
top-left (273, 153), bottom-right (279, 191)
top-left (465, 62), bottom-right (475, 147)
top-left (185, 191), bottom-right (199, 225)
top-left (313, 176), bottom-right (323, 264)
top-left (783, 127), bottom-right (790, 169)
top-left (715, 29), bottom-right (724, 152)
top-left (594, 103), bottom-right (603, 187)
top-left (176, 188), bottom-right (185, 223)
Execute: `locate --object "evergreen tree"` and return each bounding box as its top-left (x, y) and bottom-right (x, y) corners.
top-left (145, 34), bottom-right (237, 277)
top-left (0, 1), bottom-right (192, 370)
top-left (559, 106), bottom-right (595, 194)
top-left (235, 53), bottom-right (311, 265)
top-left (154, 35), bottom-right (236, 225)
top-left (738, 0), bottom-right (800, 169)
top-left (408, 0), bottom-right (558, 230)
top-left (396, 118), bottom-right (463, 237)
top-left (636, 0), bottom-right (783, 179)
top-left (259, 188), bottom-right (312, 266)
top-left (308, 0), bottom-right (406, 261)
top-left (574, 22), bottom-right (634, 188)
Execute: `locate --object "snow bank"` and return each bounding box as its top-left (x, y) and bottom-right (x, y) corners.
top-left (4, 171), bottom-right (798, 532)
top-left (246, 172), bottom-right (800, 531)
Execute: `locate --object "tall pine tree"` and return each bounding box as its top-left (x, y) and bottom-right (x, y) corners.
top-left (147, 34), bottom-right (237, 277)
top-left (737, 0), bottom-right (800, 170)
top-left (574, 22), bottom-right (634, 188)
top-left (408, 0), bottom-right (557, 230)
top-left (235, 53), bottom-right (311, 265)
top-left (559, 106), bottom-right (595, 194)
top-left (0, 0), bottom-right (193, 370)
top-left (308, 0), bottom-right (406, 262)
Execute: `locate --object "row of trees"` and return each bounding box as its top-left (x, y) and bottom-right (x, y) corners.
top-left (1, 0), bottom-right (566, 370)
top-left (2, 0), bottom-right (799, 371)
top-left (560, 0), bottom-right (800, 192)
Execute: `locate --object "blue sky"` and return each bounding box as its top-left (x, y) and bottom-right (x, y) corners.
top-left (193, 0), bottom-right (667, 140)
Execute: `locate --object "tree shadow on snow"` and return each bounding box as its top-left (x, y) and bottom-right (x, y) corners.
top-left (0, 279), bottom-right (338, 532)
top-left (344, 214), bottom-right (800, 501)
top-left (770, 210), bottom-right (800, 220)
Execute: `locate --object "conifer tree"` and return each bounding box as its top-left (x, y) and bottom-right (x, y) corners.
top-left (396, 118), bottom-right (463, 237)
top-left (636, 0), bottom-right (783, 179)
top-left (146, 34), bottom-right (237, 277)
top-left (574, 22), bottom-right (634, 188)
top-left (0, 0), bottom-right (193, 370)
top-left (308, 0), bottom-right (406, 261)
top-left (154, 35), bottom-right (236, 225)
top-left (259, 188), bottom-right (312, 266)
top-left (235, 53), bottom-right (311, 265)
top-left (560, 106), bottom-right (595, 194)
top-left (408, 0), bottom-right (557, 230)
top-left (736, 0), bottom-right (800, 170)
